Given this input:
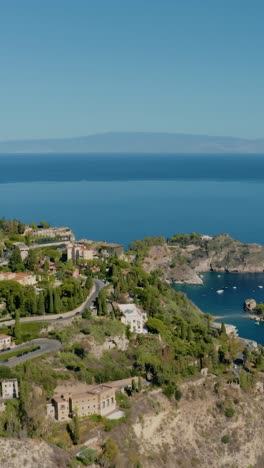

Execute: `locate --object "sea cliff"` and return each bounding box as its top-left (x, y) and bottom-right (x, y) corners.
top-left (131, 233), bottom-right (264, 284)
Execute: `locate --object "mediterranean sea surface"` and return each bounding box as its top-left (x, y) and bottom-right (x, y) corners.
top-left (174, 272), bottom-right (264, 345)
top-left (1, 152), bottom-right (264, 341)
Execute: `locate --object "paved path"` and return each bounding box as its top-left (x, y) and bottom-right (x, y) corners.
top-left (0, 338), bottom-right (62, 367)
top-left (0, 279), bottom-right (104, 326)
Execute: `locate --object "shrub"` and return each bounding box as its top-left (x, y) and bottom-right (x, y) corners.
top-left (225, 407), bottom-right (235, 418)
top-left (82, 309), bottom-right (91, 319)
top-left (163, 384), bottom-right (175, 399)
top-left (175, 387), bottom-right (182, 401)
top-left (221, 434), bottom-right (230, 444)
top-left (77, 447), bottom-right (98, 465)
top-left (116, 392), bottom-right (131, 409)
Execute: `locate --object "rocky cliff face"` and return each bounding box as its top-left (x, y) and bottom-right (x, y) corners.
top-left (141, 234), bottom-right (264, 284)
top-left (108, 381), bottom-right (264, 468)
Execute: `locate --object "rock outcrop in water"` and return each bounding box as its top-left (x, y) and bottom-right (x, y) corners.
top-left (135, 233), bottom-right (264, 284)
top-left (244, 299), bottom-right (257, 311)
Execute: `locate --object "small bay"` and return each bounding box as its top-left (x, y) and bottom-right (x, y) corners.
top-left (174, 272), bottom-right (264, 344)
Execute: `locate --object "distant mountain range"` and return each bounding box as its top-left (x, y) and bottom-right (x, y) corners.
top-left (1, 132), bottom-right (264, 153)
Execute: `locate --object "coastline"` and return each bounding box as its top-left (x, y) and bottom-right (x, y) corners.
top-left (173, 270), bottom-right (264, 345)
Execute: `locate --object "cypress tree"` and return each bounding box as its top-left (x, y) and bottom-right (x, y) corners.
top-left (53, 289), bottom-right (61, 314)
top-left (72, 413), bottom-right (80, 445)
top-left (14, 310), bottom-right (21, 341)
top-left (48, 289), bottom-right (54, 314)
top-left (38, 292), bottom-right (45, 315)
top-left (187, 325), bottom-right (193, 342)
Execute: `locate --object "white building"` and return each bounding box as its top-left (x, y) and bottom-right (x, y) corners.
top-left (0, 379), bottom-right (19, 399)
top-left (117, 304), bottom-right (147, 334)
top-left (0, 334), bottom-right (12, 350)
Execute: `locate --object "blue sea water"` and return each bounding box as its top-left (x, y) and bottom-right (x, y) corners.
top-left (174, 272), bottom-right (264, 345)
top-left (1, 152), bottom-right (264, 341)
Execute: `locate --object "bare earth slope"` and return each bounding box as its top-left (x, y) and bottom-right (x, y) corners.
top-left (0, 438), bottom-right (70, 468)
top-left (111, 382), bottom-right (264, 468)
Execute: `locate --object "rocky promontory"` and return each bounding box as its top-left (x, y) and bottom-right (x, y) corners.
top-left (130, 233), bottom-right (264, 284)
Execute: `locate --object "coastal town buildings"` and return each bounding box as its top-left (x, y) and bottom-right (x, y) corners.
top-left (116, 303), bottom-right (147, 334)
top-left (0, 334), bottom-right (11, 350)
top-left (0, 272), bottom-right (37, 286)
top-left (67, 241), bottom-right (124, 262)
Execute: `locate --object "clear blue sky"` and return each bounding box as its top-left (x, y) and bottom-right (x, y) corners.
top-left (1, 0), bottom-right (264, 140)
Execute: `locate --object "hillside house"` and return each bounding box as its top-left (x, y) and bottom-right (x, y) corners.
top-left (117, 304), bottom-right (147, 334)
top-left (0, 334), bottom-right (12, 350)
top-left (0, 272), bottom-right (37, 286)
top-left (0, 379), bottom-right (19, 399)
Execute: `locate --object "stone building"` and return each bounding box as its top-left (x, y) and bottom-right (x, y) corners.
top-left (47, 383), bottom-right (116, 422)
top-left (67, 243), bottom-right (96, 262)
top-left (0, 379), bottom-right (19, 399)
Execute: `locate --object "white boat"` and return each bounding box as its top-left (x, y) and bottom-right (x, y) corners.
top-left (233, 286), bottom-right (237, 289)
top-left (216, 289), bottom-right (224, 294)
top-left (257, 285), bottom-right (263, 289)
top-left (217, 275), bottom-right (221, 278)
top-left (255, 322), bottom-right (260, 325)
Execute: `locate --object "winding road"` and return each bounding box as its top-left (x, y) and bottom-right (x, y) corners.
top-left (0, 279), bottom-right (104, 326)
top-left (0, 279), bottom-right (105, 367)
top-left (0, 338), bottom-right (62, 367)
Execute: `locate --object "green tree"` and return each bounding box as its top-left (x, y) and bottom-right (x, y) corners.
top-left (101, 438), bottom-right (119, 466)
top-left (37, 292), bottom-right (45, 315)
top-left (9, 246), bottom-right (24, 272)
top-left (48, 289), bottom-right (54, 314)
top-left (131, 379), bottom-right (137, 393)
top-left (53, 289), bottom-right (61, 314)
top-left (14, 310), bottom-right (21, 341)
top-left (72, 413), bottom-right (80, 445)
top-left (39, 221), bottom-right (50, 228)
top-left (220, 322), bottom-right (226, 335)
top-left (25, 249), bottom-right (37, 271)
top-left (138, 376), bottom-right (142, 391)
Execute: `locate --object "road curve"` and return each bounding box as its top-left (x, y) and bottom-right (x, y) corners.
top-left (0, 279), bottom-right (105, 326)
top-left (0, 338), bottom-right (62, 368)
